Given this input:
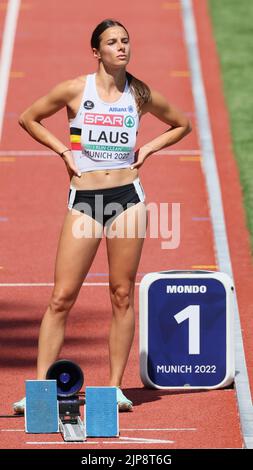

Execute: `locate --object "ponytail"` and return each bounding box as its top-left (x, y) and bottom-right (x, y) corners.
top-left (126, 71), bottom-right (151, 113)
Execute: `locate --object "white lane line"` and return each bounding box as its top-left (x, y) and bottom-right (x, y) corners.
top-left (0, 282), bottom-right (140, 287)
top-left (0, 0), bottom-right (21, 141)
top-left (2, 427), bottom-right (194, 432)
top-left (156, 149), bottom-right (200, 155)
top-left (26, 440), bottom-right (174, 445)
top-left (0, 149), bottom-right (201, 156)
top-left (0, 150), bottom-right (55, 156)
top-left (0, 429), bottom-right (24, 432)
top-left (181, 0), bottom-right (253, 450)
top-left (119, 436), bottom-right (174, 444)
top-left (26, 441), bottom-right (98, 445)
top-left (103, 441), bottom-right (174, 445)
top-left (0, 283), bottom-right (54, 287)
top-left (121, 428), bottom-right (196, 431)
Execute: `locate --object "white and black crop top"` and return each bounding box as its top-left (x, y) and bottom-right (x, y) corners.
top-left (69, 73), bottom-right (139, 173)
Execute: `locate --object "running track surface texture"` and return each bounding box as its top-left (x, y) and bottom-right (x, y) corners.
top-left (0, 0), bottom-right (252, 450)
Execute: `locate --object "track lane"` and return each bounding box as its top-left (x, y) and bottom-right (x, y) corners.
top-left (0, 0), bottom-right (245, 449)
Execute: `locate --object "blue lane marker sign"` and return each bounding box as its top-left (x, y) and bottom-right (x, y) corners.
top-left (25, 380), bottom-right (59, 433)
top-left (139, 270), bottom-right (235, 389)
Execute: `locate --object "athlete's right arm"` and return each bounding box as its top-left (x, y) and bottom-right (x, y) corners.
top-left (18, 80), bottom-right (81, 178)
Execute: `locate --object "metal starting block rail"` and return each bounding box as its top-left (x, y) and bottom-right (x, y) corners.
top-left (59, 416), bottom-right (85, 442)
top-left (58, 396), bottom-right (86, 442)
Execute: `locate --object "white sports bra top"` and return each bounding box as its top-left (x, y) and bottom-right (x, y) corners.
top-left (68, 73), bottom-right (140, 173)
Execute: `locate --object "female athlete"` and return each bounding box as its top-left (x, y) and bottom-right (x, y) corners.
top-left (13, 18), bottom-right (191, 413)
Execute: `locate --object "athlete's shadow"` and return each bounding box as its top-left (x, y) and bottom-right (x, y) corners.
top-left (124, 386), bottom-right (217, 406)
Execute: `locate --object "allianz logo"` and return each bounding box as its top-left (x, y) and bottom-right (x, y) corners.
top-left (109, 107), bottom-right (127, 112)
top-left (166, 285), bottom-right (207, 294)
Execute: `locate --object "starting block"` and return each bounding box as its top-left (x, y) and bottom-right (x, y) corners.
top-left (85, 387), bottom-right (119, 437)
top-left (25, 380), bottom-right (59, 433)
top-left (25, 362), bottom-right (119, 441)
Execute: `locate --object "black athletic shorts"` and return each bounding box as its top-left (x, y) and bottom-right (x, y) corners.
top-left (67, 177), bottom-right (145, 227)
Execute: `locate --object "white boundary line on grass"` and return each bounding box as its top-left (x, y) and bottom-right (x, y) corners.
top-left (181, 0), bottom-right (253, 449)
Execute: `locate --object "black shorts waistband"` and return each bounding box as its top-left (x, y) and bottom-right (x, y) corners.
top-left (69, 180), bottom-right (136, 196)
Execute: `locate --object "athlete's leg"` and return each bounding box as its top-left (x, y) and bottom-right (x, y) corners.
top-left (105, 202), bottom-right (147, 388)
top-left (37, 209), bottom-right (103, 379)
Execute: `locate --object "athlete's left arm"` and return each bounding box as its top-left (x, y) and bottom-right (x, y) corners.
top-left (131, 89), bottom-right (192, 169)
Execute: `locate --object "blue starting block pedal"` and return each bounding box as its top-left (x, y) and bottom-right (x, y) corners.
top-left (25, 380), bottom-right (59, 433)
top-left (85, 387), bottom-right (119, 437)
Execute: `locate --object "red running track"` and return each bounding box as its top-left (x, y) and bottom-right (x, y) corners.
top-left (0, 0), bottom-right (250, 449)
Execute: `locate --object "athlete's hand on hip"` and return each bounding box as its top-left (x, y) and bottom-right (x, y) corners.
top-left (130, 148), bottom-right (149, 170)
top-left (61, 151), bottom-right (82, 179)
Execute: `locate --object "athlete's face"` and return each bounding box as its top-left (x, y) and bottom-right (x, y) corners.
top-left (94, 26), bottom-right (131, 67)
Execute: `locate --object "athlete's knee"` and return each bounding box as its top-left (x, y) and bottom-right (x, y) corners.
top-left (109, 281), bottom-right (134, 310)
top-left (49, 287), bottom-right (77, 316)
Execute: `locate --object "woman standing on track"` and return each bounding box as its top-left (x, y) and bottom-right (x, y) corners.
top-left (13, 19), bottom-right (191, 413)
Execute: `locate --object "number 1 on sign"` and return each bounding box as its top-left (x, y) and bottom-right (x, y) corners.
top-left (174, 305), bottom-right (200, 355)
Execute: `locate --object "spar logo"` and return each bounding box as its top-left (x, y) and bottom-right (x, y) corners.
top-left (124, 115), bottom-right (135, 127)
top-left (84, 113), bottom-right (123, 127)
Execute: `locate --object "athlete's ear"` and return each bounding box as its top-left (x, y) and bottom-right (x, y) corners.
top-left (92, 48), bottom-right (101, 60)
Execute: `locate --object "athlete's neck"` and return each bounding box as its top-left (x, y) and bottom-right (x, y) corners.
top-left (95, 66), bottom-right (127, 94)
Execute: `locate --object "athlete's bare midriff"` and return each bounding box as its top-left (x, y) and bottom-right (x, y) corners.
top-left (70, 167), bottom-right (139, 190)
top-left (67, 75), bottom-right (140, 190)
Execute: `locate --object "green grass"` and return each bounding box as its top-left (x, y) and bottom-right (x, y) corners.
top-left (208, 0), bottom-right (253, 250)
